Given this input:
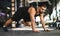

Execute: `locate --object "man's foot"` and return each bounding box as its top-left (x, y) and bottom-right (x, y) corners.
top-left (2, 27), bottom-right (9, 32)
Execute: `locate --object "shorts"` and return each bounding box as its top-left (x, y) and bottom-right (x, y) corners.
top-left (11, 7), bottom-right (31, 22)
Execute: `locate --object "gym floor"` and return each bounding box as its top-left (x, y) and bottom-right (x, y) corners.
top-left (0, 27), bottom-right (60, 36)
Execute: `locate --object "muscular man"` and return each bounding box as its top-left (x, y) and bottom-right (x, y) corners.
top-left (2, 1), bottom-right (50, 32)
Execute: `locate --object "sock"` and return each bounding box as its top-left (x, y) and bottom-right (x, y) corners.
top-left (3, 25), bottom-right (6, 27)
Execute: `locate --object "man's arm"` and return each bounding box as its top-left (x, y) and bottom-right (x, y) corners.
top-left (40, 13), bottom-right (51, 32)
top-left (30, 14), bottom-right (36, 31)
top-left (28, 7), bottom-right (39, 32)
top-left (40, 13), bottom-right (46, 30)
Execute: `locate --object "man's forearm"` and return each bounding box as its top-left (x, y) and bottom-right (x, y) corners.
top-left (31, 21), bottom-right (36, 30)
top-left (40, 14), bottom-right (46, 30)
top-left (41, 20), bottom-right (46, 30)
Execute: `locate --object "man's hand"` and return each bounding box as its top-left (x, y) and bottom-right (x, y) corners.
top-left (32, 29), bottom-right (40, 32)
top-left (44, 29), bottom-right (51, 32)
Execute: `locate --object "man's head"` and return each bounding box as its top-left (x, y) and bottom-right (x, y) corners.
top-left (38, 1), bottom-right (51, 12)
top-left (38, 4), bottom-right (47, 12)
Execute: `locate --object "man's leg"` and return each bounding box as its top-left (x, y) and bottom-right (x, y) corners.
top-left (3, 18), bottom-right (13, 32)
top-left (22, 21), bottom-right (31, 26)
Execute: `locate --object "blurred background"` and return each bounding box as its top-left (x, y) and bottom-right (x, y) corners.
top-left (0, 0), bottom-right (60, 31)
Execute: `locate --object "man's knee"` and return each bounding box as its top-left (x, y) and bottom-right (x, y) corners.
top-left (27, 23), bottom-right (31, 26)
top-left (24, 22), bottom-right (31, 26)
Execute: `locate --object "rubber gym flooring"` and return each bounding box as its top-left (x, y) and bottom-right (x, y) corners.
top-left (0, 27), bottom-right (60, 36)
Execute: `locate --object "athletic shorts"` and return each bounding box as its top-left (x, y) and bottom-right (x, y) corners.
top-left (11, 7), bottom-right (31, 22)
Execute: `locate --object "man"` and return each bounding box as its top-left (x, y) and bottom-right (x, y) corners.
top-left (2, 1), bottom-right (51, 32)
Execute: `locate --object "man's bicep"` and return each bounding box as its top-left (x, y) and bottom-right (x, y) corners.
top-left (28, 7), bottom-right (36, 21)
top-left (29, 11), bottom-right (35, 21)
